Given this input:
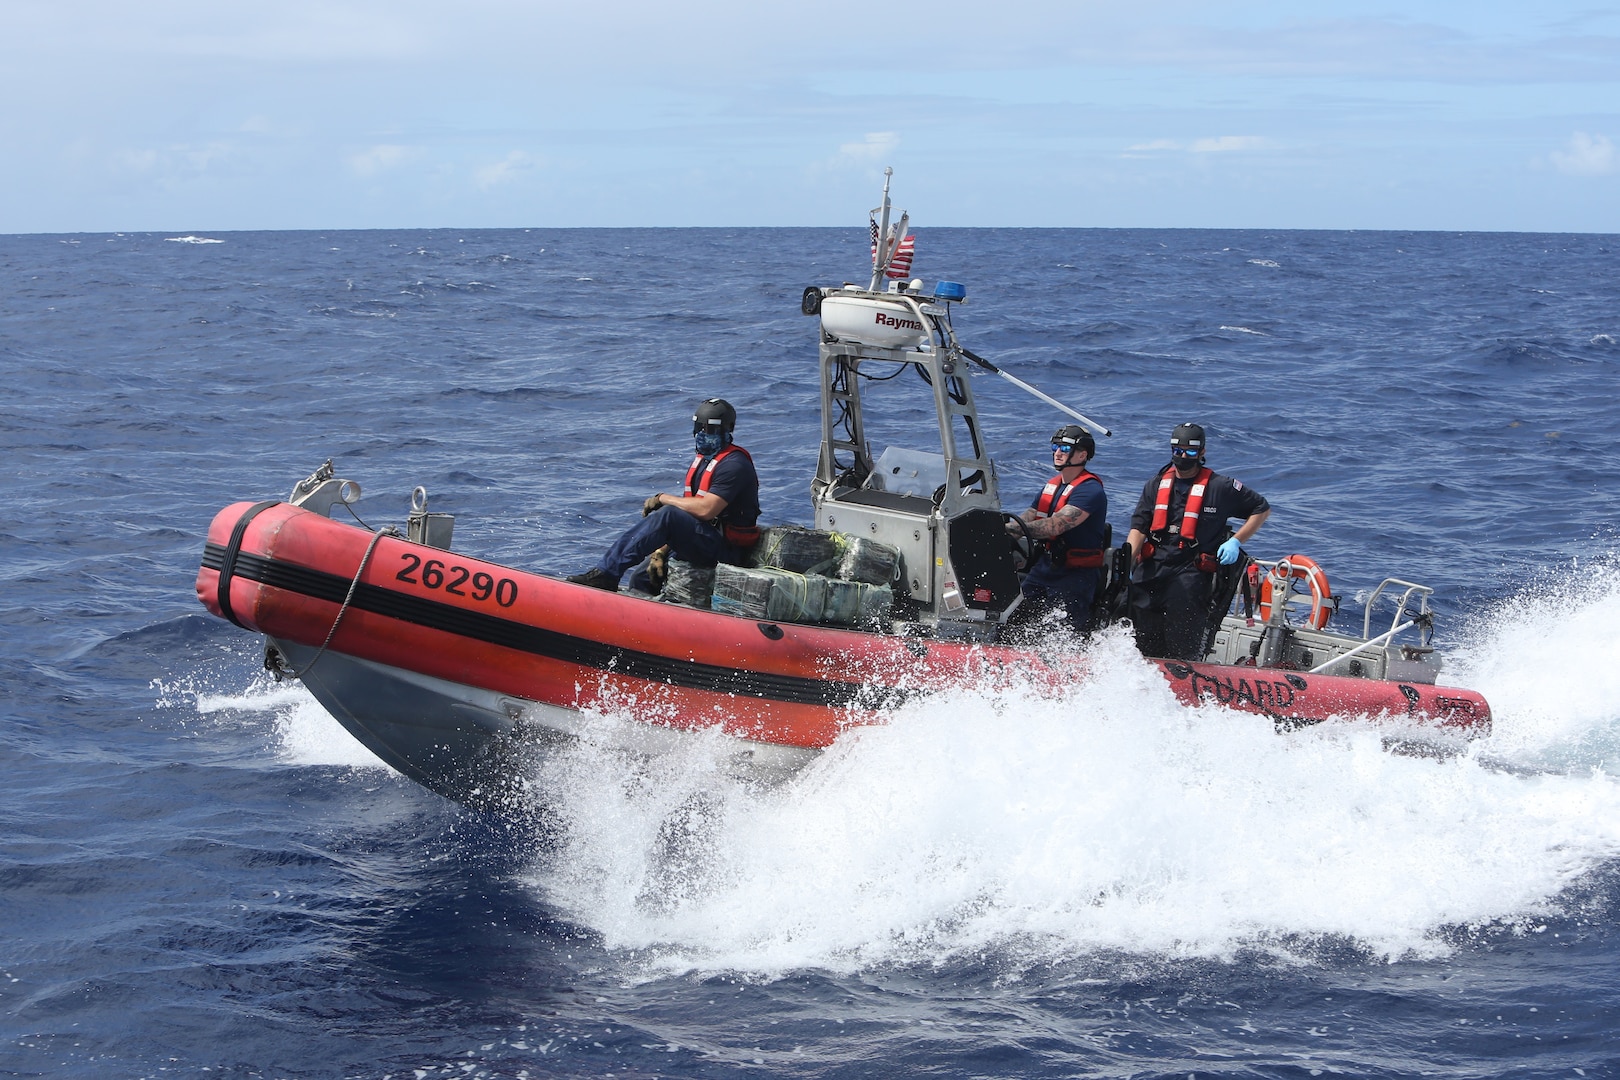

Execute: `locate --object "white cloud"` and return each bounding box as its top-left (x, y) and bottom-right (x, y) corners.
top-left (1190, 135), bottom-right (1270, 153)
top-left (112, 142), bottom-right (234, 179)
top-left (475, 150), bottom-right (535, 189)
top-left (1122, 137), bottom-right (1269, 157)
top-left (837, 132), bottom-right (900, 162)
top-left (1125, 139), bottom-right (1182, 153)
top-left (1551, 132), bottom-right (1616, 175)
top-left (117, 148), bottom-right (161, 174)
top-left (347, 144), bottom-right (415, 177)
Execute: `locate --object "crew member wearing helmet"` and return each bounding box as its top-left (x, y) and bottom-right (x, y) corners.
top-left (1124, 422), bottom-right (1270, 660)
top-left (567, 398), bottom-right (761, 592)
top-left (1005, 424), bottom-right (1108, 633)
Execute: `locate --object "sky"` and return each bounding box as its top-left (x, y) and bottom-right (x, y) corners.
top-left (2, 1), bottom-right (1618, 233)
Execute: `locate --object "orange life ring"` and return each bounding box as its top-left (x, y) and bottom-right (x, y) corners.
top-left (1258, 555), bottom-right (1332, 629)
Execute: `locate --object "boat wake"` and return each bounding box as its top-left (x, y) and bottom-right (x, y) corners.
top-left (518, 609), bottom-right (1620, 979)
top-left (156, 672), bottom-right (389, 770)
top-left (1449, 558), bottom-right (1620, 772)
top-left (161, 564), bottom-right (1620, 978)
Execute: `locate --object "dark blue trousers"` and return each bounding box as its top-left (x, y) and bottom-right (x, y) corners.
top-left (598, 506), bottom-right (738, 585)
top-left (1019, 570), bottom-right (1099, 634)
top-left (1129, 563), bottom-right (1212, 661)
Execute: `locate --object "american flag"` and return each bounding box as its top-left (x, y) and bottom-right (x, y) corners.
top-left (886, 233), bottom-right (915, 279)
top-left (869, 219), bottom-right (917, 279)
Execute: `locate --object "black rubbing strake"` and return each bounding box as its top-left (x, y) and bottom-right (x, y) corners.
top-left (201, 542), bottom-right (906, 709)
top-left (212, 501), bottom-right (281, 629)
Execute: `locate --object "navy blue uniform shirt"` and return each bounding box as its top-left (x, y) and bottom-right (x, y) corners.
top-left (1023, 474), bottom-right (1108, 596)
top-left (694, 447), bottom-right (761, 529)
top-left (1130, 466), bottom-right (1268, 568)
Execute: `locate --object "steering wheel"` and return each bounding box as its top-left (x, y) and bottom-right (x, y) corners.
top-left (1001, 512), bottom-right (1037, 567)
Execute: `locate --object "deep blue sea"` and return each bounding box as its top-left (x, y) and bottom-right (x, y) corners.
top-left (4, 224), bottom-right (1620, 1079)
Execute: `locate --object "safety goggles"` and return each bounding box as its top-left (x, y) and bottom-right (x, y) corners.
top-left (1170, 445), bottom-right (1202, 458)
top-left (1051, 442), bottom-right (1079, 454)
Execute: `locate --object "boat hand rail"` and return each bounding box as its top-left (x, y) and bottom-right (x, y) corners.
top-left (1363, 577), bottom-right (1434, 644)
top-left (1306, 619), bottom-right (1419, 676)
top-left (895, 292), bottom-right (952, 354)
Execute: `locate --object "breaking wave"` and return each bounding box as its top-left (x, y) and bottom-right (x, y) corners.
top-left (522, 612), bottom-right (1620, 978)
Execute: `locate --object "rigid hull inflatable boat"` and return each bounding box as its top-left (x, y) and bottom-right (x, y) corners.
top-left (196, 174), bottom-right (1490, 807)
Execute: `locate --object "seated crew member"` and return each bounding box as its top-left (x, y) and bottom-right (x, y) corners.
top-left (567, 398), bottom-right (761, 593)
top-left (1125, 422), bottom-right (1269, 661)
top-left (1006, 424), bottom-right (1108, 633)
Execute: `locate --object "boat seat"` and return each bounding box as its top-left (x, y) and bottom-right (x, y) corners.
top-left (830, 488), bottom-right (933, 515)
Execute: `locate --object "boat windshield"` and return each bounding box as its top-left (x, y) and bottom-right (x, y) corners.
top-left (863, 446), bottom-right (948, 498)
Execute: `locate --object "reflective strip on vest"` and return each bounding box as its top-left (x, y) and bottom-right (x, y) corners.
top-left (683, 444), bottom-right (752, 497)
top-left (1035, 470), bottom-right (1099, 516)
top-left (1036, 470), bottom-right (1104, 570)
top-left (1148, 464), bottom-right (1212, 547)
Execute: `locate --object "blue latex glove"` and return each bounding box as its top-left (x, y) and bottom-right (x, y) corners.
top-left (1217, 537), bottom-right (1242, 565)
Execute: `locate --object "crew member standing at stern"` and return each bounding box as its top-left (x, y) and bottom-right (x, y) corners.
top-left (1007, 425), bottom-right (1108, 633)
top-left (1126, 422), bottom-right (1268, 660)
top-left (568, 398), bottom-right (761, 592)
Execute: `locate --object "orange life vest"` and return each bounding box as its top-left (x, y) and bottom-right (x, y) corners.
top-left (1035, 470), bottom-right (1105, 569)
top-left (682, 444), bottom-right (760, 548)
top-left (1143, 464), bottom-right (1213, 562)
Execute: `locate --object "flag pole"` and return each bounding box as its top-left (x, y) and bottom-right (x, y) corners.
top-left (888, 212), bottom-right (910, 277)
top-left (869, 167), bottom-right (893, 292)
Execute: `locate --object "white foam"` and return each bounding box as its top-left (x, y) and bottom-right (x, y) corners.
top-left (1448, 561), bottom-right (1620, 769)
top-left (270, 693), bottom-right (390, 768)
top-left (165, 235), bottom-right (224, 244)
top-left (521, 627), bottom-right (1620, 976)
top-left (156, 674), bottom-right (387, 769)
top-left (1219, 325), bottom-right (1266, 335)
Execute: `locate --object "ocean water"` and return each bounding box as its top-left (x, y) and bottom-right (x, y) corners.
top-left (3, 224), bottom-right (1620, 1078)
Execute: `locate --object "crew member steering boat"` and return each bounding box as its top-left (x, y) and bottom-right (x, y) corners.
top-left (1007, 424), bottom-right (1108, 633)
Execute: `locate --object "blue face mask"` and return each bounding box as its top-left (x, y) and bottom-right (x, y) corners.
top-left (695, 432), bottom-right (726, 456)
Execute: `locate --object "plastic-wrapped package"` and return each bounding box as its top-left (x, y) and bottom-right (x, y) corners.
top-left (712, 564), bottom-right (826, 623)
top-left (856, 582), bottom-right (894, 623)
top-left (835, 535), bottom-right (901, 585)
top-left (661, 557), bottom-right (715, 609)
top-left (751, 526), bottom-right (842, 575)
top-left (822, 578), bottom-right (894, 627)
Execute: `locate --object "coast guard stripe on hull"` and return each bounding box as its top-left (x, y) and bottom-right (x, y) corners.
top-left (202, 543), bottom-right (904, 710)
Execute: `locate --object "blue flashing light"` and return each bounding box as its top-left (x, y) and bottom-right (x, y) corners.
top-left (934, 280), bottom-right (967, 302)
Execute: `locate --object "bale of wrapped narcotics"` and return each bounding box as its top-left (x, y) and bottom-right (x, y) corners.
top-left (822, 578), bottom-right (894, 627)
top-left (711, 564), bottom-right (827, 623)
top-left (661, 557), bottom-right (715, 609)
top-left (835, 535), bottom-right (901, 585)
top-left (751, 526), bottom-right (842, 575)
top-left (711, 563), bottom-right (773, 618)
top-left (856, 582), bottom-right (894, 623)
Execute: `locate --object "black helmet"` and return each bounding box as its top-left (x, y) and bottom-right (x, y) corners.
top-left (1051, 424), bottom-right (1095, 458)
top-left (693, 398), bottom-right (737, 435)
top-left (1169, 422), bottom-right (1206, 452)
